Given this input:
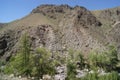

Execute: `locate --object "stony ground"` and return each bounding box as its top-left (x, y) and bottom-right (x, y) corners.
top-left (0, 73), bottom-right (28, 80)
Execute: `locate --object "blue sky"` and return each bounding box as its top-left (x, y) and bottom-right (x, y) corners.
top-left (0, 0), bottom-right (120, 23)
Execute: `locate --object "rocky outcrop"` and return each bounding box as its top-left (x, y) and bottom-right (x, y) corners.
top-left (29, 25), bottom-right (56, 51)
top-left (31, 4), bottom-right (72, 19)
top-left (73, 6), bottom-right (102, 27)
top-left (0, 36), bottom-right (7, 56)
top-left (0, 29), bottom-right (21, 61)
top-left (31, 4), bottom-right (72, 14)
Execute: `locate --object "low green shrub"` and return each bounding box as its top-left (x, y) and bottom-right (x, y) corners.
top-left (79, 71), bottom-right (120, 80)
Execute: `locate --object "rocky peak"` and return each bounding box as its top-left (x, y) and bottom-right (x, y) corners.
top-left (73, 5), bottom-right (87, 11)
top-left (31, 4), bottom-right (90, 14)
top-left (31, 4), bottom-right (102, 27)
top-left (72, 6), bottom-right (102, 27)
top-left (31, 4), bottom-right (72, 14)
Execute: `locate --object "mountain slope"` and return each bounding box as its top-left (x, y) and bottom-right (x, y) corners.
top-left (0, 5), bottom-right (120, 61)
